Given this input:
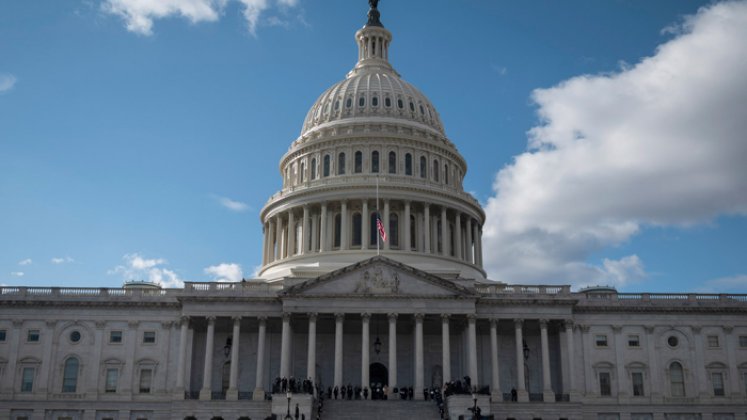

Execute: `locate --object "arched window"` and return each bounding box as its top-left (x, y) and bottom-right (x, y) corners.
top-left (323, 155), bottom-right (330, 177)
top-left (388, 151), bottom-right (397, 174)
top-left (397, 98), bottom-right (404, 109)
top-left (670, 362), bottom-right (685, 397)
top-left (354, 151), bottom-right (363, 173)
top-left (334, 214), bottom-right (342, 248)
top-left (444, 163), bottom-right (449, 185)
top-left (372, 96), bottom-right (379, 107)
top-left (311, 158), bottom-right (317, 180)
top-left (410, 214), bottom-right (416, 250)
top-left (338, 152), bottom-right (346, 175)
top-left (346, 97), bottom-right (352, 108)
top-left (405, 153), bottom-right (412, 176)
top-left (433, 159), bottom-right (439, 182)
top-left (359, 96), bottom-right (366, 107)
top-left (62, 357), bottom-right (79, 393)
top-left (389, 213), bottom-right (399, 248)
top-left (352, 213), bottom-right (362, 247)
top-left (300, 161), bottom-right (305, 183)
top-left (371, 151), bottom-right (380, 173)
top-left (370, 212), bottom-right (379, 246)
top-left (420, 156), bottom-right (426, 178)
top-left (385, 97), bottom-right (392, 107)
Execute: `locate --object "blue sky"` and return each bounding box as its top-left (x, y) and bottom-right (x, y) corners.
top-left (1, 0), bottom-right (746, 292)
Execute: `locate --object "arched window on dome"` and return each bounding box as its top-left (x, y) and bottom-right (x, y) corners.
top-left (369, 212), bottom-right (378, 247)
top-left (62, 357), bottom-right (79, 393)
top-left (388, 151), bottom-right (397, 174)
top-left (352, 212), bottom-right (362, 247)
top-left (385, 97), bottom-right (392, 108)
top-left (670, 362), bottom-right (685, 397)
top-left (359, 96), bottom-right (366, 107)
top-left (420, 156), bottom-right (426, 178)
top-left (334, 100), bottom-right (340, 111)
top-left (346, 97), bottom-right (353, 108)
top-left (300, 161), bottom-right (305, 183)
top-left (410, 214), bottom-right (416, 251)
top-left (409, 100), bottom-right (415, 112)
top-left (420, 104), bottom-right (425, 115)
top-left (433, 159), bottom-right (439, 183)
top-left (354, 151), bottom-right (363, 173)
top-left (371, 151), bottom-right (379, 173)
top-left (338, 152), bottom-right (346, 175)
top-left (323, 155), bottom-right (330, 177)
top-left (311, 158), bottom-right (317, 180)
top-left (397, 98), bottom-right (404, 109)
top-left (334, 214), bottom-right (342, 249)
top-left (444, 163), bottom-right (449, 185)
top-left (405, 153), bottom-right (412, 176)
top-left (372, 96), bottom-right (379, 107)
top-left (389, 213), bottom-right (399, 248)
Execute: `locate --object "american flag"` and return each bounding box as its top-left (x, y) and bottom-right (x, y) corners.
top-left (376, 214), bottom-right (387, 242)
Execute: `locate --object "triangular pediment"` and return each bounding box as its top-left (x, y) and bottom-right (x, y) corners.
top-left (282, 256), bottom-right (473, 298)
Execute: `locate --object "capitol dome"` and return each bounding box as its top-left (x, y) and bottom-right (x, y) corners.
top-left (259, 2), bottom-right (486, 281)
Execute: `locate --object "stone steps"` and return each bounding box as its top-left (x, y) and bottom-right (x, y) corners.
top-left (321, 399), bottom-right (442, 420)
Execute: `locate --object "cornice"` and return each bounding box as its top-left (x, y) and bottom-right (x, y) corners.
top-left (574, 305), bottom-right (747, 314)
top-left (0, 299), bottom-right (181, 309)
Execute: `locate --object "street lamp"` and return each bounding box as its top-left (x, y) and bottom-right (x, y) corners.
top-left (373, 336), bottom-right (382, 355)
top-left (522, 340), bottom-right (530, 361)
top-left (285, 391), bottom-right (292, 420)
top-left (522, 340), bottom-right (530, 392)
top-left (224, 337), bottom-right (232, 359)
top-left (471, 393), bottom-right (478, 420)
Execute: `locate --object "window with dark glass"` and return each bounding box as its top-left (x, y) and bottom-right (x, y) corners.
top-left (389, 213), bottom-right (399, 248)
top-left (388, 151), bottom-right (397, 174)
top-left (110, 330), bottom-right (122, 343)
top-left (420, 105), bottom-right (425, 114)
top-left (338, 152), bottom-right (346, 175)
top-left (334, 214), bottom-right (342, 248)
top-left (371, 151), bottom-right (379, 173)
top-left (0, 329), bottom-right (6, 341)
top-left (420, 156), bottom-right (426, 178)
top-left (740, 335), bottom-right (747, 347)
top-left (354, 151), bottom-right (363, 173)
top-left (352, 213), bottom-right (362, 247)
top-left (632, 372), bottom-right (644, 396)
top-left (385, 97), bottom-right (391, 107)
top-left (409, 101), bottom-right (415, 111)
top-left (70, 331), bottom-right (81, 343)
top-left (21, 367), bottom-right (34, 392)
top-left (405, 153), bottom-right (412, 175)
top-left (410, 215), bottom-right (416, 250)
top-left (712, 372), bottom-right (725, 396)
top-left (300, 162), bottom-right (305, 183)
top-left (370, 213), bottom-right (378, 246)
top-left (346, 98), bottom-right (352, 108)
top-left (143, 331), bottom-right (156, 344)
top-left (311, 158), bottom-right (317, 180)
top-left (323, 155), bottom-right (330, 177)
top-left (628, 335), bottom-right (640, 347)
top-left (334, 100), bottom-right (340, 111)
top-left (595, 335), bottom-right (608, 347)
top-left (62, 357), bottom-right (79, 393)
top-left (670, 362), bottom-right (685, 397)
top-left (372, 96), bottom-right (378, 107)
top-left (139, 369), bottom-right (153, 393)
top-left (444, 163), bottom-right (449, 184)
top-left (359, 97), bottom-right (365, 107)
top-left (105, 368), bottom-right (118, 393)
top-left (27, 330), bottom-right (39, 342)
top-left (599, 372), bottom-right (611, 396)
top-left (397, 98), bottom-right (404, 109)
top-left (707, 335), bottom-right (720, 348)
top-left (433, 160), bottom-right (439, 182)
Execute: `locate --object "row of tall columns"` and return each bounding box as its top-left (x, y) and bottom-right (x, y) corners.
top-left (262, 200), bottom-right (484, 266)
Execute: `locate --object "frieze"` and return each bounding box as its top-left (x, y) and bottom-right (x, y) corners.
top-left (354, 266), bottom-right (400, 295)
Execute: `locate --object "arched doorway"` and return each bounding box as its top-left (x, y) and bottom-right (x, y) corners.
top-left (369, 362), bottom-right (388, 388)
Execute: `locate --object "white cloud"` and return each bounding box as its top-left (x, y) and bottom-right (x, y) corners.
top-left (101, 0), bottom-right (300, 36)
top-left (217, 196), bottom-right (250, 212)
top-left (108, 253), bottom-right (184, 288)
top-left (18, 258), bottom-right (32, 266)
top-left (10, 272), bottom-right (24, 277)
top-left (482, 1), bottom-right (747, 290)
top-left (697, 274), bottom-right (747, 293)
top-left (205, 263), bottom-right (243, 282)
top-left (51, 256), bottom-right (75, 264)
top-left (0, 74), bottom-right (17, 93)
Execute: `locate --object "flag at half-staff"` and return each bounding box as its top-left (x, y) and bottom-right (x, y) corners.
top-left (376, 212), bottom-right (387, 243)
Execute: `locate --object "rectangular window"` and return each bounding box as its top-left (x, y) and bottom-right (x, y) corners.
top-left (0, 329), bottom-right (6, 341)
top-left (707, 335), bottom-right (720, 348)
top-left (595, 334), bottom-right (609, 347)
top-left (27, 330), bottom-right (40, 342)
top-left (739, 335), bottom-right (747, 347)
top-left (109, 330), bottom-right (122, 343)
top-left (712, 372), bottom-right (725, 396)
top-left (105, 368), bottom-right (118, 393)
top-left (139, 369), bottom-right (152, 393)
top-left (143, 331), bottom-right (156, 344)
top-left (632, 372), bottom-right (645, 396)
top-left (628, 335), bottom-right (640, 347)
top-left (21, 367), bottom-right (34, 392)
top-left (599, 372), bottom-right (611, 396)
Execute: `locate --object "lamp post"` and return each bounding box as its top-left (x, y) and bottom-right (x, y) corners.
top-left (224, 337), bottom-right (232, 359)
top-left (471, 393), bottom-right (479, 420)
top-left (285, 391), bottom-right (292, 420)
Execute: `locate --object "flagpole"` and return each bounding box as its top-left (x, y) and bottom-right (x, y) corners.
top-left (376, 175), bottom-right (380, 256)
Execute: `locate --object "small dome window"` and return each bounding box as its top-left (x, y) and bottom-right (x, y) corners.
top-left (385, 97), bottom-right (392, 107)
top-left (397, 98), bottom-right (404, 109)
top-left (334, 100), bottom-right (340, 111)
top-left (70, 331), bottom-right (81, 343)
top-left (409, 101), bottom-right (415, 112)
top-left (667, 336), bottom-right (679, 347)
top-left (359, 97), bottom-right (366, 107)
top-left (420, 105), bottom-right (425, 115)
top-left (372, 96), bottom-right (379, 107)
top-left (346, 98), bottom-right (353, 108)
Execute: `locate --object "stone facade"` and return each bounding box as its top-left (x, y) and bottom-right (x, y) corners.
top-left (2, 3), bottom-right (747, 420)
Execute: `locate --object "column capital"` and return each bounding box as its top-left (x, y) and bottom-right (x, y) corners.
top-left (307, 312), bottom-right (317, 321)
top-left (361, 313), bottom-right (371, 321)
top-left (161, 320), bottom-right (174, 329)
top-left (611, 324), bottom-right (622, 333)
top-left (232, 316), bottom-right (242, 323)
top-left (180, 315), bottom-right (191, 325)
top-left (489, 318), bottom-right (499, 327)
top-left (335, 313), bottom-right (345, 321)
top-left (466, 314), bottom-right (477, 322)
top-left (690, 325), bottom-right (701, 333)
top-left (257, 316), bottom-right (267, 324)
top-left (12, 319), bottom-right (23, 327)
top-left (388, 313), bottom-right (398, 321)
top-left (579, 324), bottom-right (590, 333)
top-left (564, 319), bottom-right (574, 329)
top-left (206, 316), bottom-right (216, 324)
top-left (414, 313), bottom-right (425, 321)
top-left (441, 313), bottom-right (451, 321)
top-left (723, 325), bottom-right (734, 333)
top-left (539, 319), bottom-right (549, 329)
top-left (303, 203), bottom-right (310, 210)
top-left (643, 324), bottom-right (655, 334)
top-left (46, 320), bottom-right (58, 328)
top-left (129, 320), bottom-right (140, 328)
top-left (282, 312), bottom-right (292, 322)
top-left (513, 318), bottom-right (523, 328)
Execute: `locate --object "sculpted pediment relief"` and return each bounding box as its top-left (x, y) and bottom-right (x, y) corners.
top-left (283, 256), bottom-right (472, 298)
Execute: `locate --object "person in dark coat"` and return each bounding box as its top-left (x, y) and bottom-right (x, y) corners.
top-left (363, 387), bottom-right (369, 399)
top-left (333, 386), bottom-right (338, 400)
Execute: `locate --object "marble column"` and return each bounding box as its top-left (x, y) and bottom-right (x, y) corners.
top-left (514, 319), bottom-right (528, 402)
top-left (414, 313), bottom-right (425, 400)
top-left (253, 317), bottom-right (267, 400)
top-left (565, 320), bottom-right (578, 400)
top-left (307, 314), bottom-right (317, 388)
top-left (280, 313), bottom-right (292, 379)
top-left (467, 315), bottom-right (478, 388)
top-left (404, 201), bottom-right (411, 251)
top-left (199, 316), bottom-right (216, 400)
top-left (362, 200), bottom-right (369, 250)
top-left (361, 313), bottom-right (370, 390)
top-left (268, 219), bottom-right (276, 263)
top-left (644, 325), bottom-right (661, 402)
top-left (490, 318), bottom-right (501, 398)
top-left (613, 325), bottom-right (627, 399)
top-left (340, 200), bottom-right (348, 250)
top-left (388, 313), bottom-right (398, 394)
top-left (227, 316), bottom-right (241, 400)
top-left (454, 212), bottom-right (462, 260)
top-left (262, 223), bottom-right (268, 265)
top-left (725, 326), bottom-right (741, 397)
top-left (441, 207), bottom-right (449, 256)
top-left (466, 218), bottom-right (473, 264)
top-left (275, 215), bottom-right (284, 260)
top-left (175, 316), bottom-right (189, 396)
top-left (540, 319), bottom-right (554, 401)
top-left (301, 205), bottom-right (310, 255)
top-left (441, 314), bottom-right (451, 385)
top-left (474, 223), bottom-right (481, 267)
top-left (334, 313), bottom-right (344, 387)
top-left (423, 205), bottom-right (431, 253)
top-left (383, 199), bottom-right (390, 250)
top-left (287, 211), bottom-right (296, 257)
top-left (320, 203), bottom-right (328, 252)
top-left (311, 211), bottom-right (319, 253)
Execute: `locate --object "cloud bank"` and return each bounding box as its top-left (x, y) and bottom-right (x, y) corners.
top-left (482, 1), bottom-right (747, 289)
top-left (109, 253), bottom-right (184, 288)
top-left (205, 263), bottom-right (243, 282)
top-left (217, 195), bottom-right (250, 212)
top-left (102, 0), bottom-right (300, 36)
top-left (0, 73), bottom-right (16, 93)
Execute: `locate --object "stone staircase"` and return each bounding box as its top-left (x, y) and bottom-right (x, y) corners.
top-left (322, 399), bottom-right (442, 420)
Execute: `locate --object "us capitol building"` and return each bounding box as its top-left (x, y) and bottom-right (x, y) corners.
top-left (2, 3), bottom-right (746, 420)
